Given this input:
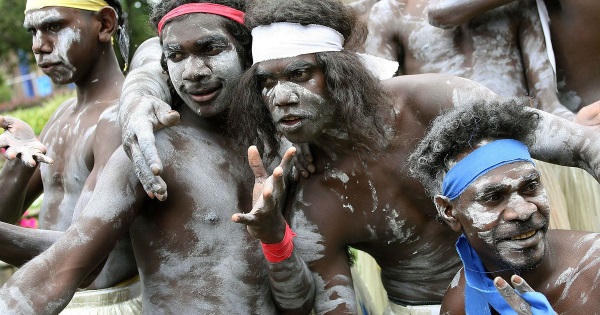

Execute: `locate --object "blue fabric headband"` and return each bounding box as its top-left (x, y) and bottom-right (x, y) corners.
top-left (441, 139), bottom-right (534, 200)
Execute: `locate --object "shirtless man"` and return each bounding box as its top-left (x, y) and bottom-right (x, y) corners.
top-left (225, 0), bottom-right (600, 313)
top-left (363, 0), bottom-right (597, 125)
top-left (409, 98), bottom-right (600, 314)
top-left (0, 1), bottom-right (313, 313)
top-left (0, 1), bottom-right (141, 311)
top-left (114, 0), bottom-right (600, 313)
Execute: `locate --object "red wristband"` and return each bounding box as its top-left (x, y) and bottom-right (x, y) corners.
top-left (261, 223), bottom-right (297, 263)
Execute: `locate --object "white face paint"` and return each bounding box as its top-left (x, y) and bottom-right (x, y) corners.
top-left (24, 8), bottom-right (82, 84)
top-left (162, 15), bottom-right (244, 117)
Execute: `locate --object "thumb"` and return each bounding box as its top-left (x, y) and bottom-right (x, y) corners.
top-left (155, 102), bottom-right (180, 127)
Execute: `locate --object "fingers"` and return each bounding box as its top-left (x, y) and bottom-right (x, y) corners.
top-left (157, 109), bottom-right (180, 128)
top-left (248, 146), bottom-right (268, 179)
top-left (511, 275), bottom-right (534, 294)
top-left (131, 142), bottom-right (168, 199)
top-left (18, 152), bottom-right (37, 168)
top-left (231, 212), bottom-right (257, 225)
top-left (0, 115), bottom-right (7, 129)
top-left (33, 153), bottom-right (54, 165)
top-left (293, 143), bottom-right (315, 178)
top-left (279, 146), bottom-right (297, 175)
top-left (494, 277), bottom-right (533, 315)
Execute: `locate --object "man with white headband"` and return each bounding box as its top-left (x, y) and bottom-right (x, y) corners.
top-left (409, 98), bottom-right (600, 314)
top-left (0, 0), bottom-right (317, 313)
top-left (0, 0), bottom-right (141, 313)
top-left (225, 0), bottom-right (600, 314)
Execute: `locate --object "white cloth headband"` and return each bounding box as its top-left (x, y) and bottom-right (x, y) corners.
top-left (251, 22), bottom-right (344, 64)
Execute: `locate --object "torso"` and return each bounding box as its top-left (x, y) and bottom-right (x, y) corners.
top-left (366, 0), bottom-right (529, 97)
top-left (546, 0), bottom-right (600, 110)
top-left (129, 115), bottom-right (277, 314)
top-left (38, 98), bottom-right (118, 231)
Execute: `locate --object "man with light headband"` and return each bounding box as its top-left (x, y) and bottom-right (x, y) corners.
top-left (0, 0), bottom-right (315, 314)
top-left (0, 0), bottom-right (142, 313)
top-left (224, 0), bottom-right (600, 314)
top-left (409, 98), bottom-right (600, 314)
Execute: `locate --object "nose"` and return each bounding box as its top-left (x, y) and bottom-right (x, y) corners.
top-left (271, 82), bottom-right (300, 107)
top-left (503, 194), bottom-right (537, 221)
top-left (31, 31), bottom-right (52, 55)
top-left (182, 56), bottom-right (211, 81)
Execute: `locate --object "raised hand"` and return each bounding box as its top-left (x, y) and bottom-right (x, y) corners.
top-left (231, 146), bottom-right (296, 243)
top-left (119, 95), bottom-right (179, 200)
top-left (0, 115), bottom-right (53, 167)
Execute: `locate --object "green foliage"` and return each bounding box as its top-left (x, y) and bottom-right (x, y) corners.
top-left (4, 91), bottom-right (74, 135)
top-left (0, 74), bottom-right (12, 102)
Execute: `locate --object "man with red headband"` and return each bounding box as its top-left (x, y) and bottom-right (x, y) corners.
top-left (0, 0), bottom-right (142, 313)
top-left (0, 0), bottom-right (315, 314)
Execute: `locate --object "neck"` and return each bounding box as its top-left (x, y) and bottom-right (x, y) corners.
top-left (179, 105), bottom-right (229, 134)
top-left (74, 45), bottom-right (124, 107)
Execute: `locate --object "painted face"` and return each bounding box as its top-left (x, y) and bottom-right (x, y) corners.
top-left (162, 14), bottom-right (244, 117)
top-left (24, 7), bottom-right (97, 85)
top-left (453, 162), bottom-right (550, 271)
top-left (255, 54), bottom-right (336, 143)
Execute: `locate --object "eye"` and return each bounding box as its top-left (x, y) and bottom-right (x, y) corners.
top-left (166, 51), bottom-right (185, 62)
top-left (202, 43), bottom-right (228, 56)
top-left (479, 193), bottom-right (503, 205)
top-left (291, 69), bottom-right (310, 82)
top-left (47, 23), bottom-right (61, 32)
top-left (259, 77), bottom-right (276, 89)
top-left (522, 181), bottom-right (540, 194)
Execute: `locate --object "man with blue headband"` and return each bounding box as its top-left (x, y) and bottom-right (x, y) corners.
top-left (409, 98), bottom-right (600, 314)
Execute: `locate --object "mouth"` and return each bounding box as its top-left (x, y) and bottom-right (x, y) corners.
top-left (38, 62), bottom-right (60, 73)
top-left (510, 229), bottom-right (537, 240)
top-left (279, 116), bottom-right (303, 126)
top-left (187, 86), bottom-right (221, 103)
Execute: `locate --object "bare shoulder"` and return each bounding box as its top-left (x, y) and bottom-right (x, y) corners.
top-left (440, 268), bottom-right (466, 315)
top-left (129, 37), bottom-right (161, 70)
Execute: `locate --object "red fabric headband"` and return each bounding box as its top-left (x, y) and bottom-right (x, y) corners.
top-left (157, 3), bottom-right (245, 36)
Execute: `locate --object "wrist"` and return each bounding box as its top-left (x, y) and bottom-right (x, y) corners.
top-left (261, 223), bottom-right (296, 263)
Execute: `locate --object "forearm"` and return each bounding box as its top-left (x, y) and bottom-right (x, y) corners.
top-left (528, 108), bottom-right (600, 179)
top-left (0, 161), bottom-right (37, 223)
top-left (0, 222), bottom-right (61, 267)
top-left (268, 251), bottom-right (316, 314)
top-left (428, 0), bottom-right (516, 28)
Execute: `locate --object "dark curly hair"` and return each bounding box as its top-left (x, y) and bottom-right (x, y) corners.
top-left (408, 97), bottom-right (540, 197)
top-left (227, 0), bottom-right (391, 160)
top-left (148, 0), bottom-right (251, 110)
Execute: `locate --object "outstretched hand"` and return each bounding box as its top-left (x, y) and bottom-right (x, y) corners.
top-left (0, 115), bottom-right (53, 167)
top-left (231, 146), bottom-right (296, 244)
top-left (119, 95), bottom-right (179, 201)
top-left (292, 143), bottom-right (315, 180)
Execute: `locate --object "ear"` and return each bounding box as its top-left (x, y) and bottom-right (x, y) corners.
top-left (434, 195), bottom-right (462, 232)
top-left (97, 7), bottom-right (118, 44)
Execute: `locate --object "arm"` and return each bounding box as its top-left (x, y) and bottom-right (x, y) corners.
top-left (0, 116), bottom-right (51, 223)
top-left (119, 37), bottom-right (179, 200)
top-left (440, 270), bottom-right (467, 315)
top-left (232, 146), bottom-right (315, 314)
top-left (363, 0), bottom-right (403, 73)
top-left (0, 148), bottom-right (145, 313)
top-left (518, 1), bottom-right (579, 122)
top-left (427, 0), bottom-right (516, 28)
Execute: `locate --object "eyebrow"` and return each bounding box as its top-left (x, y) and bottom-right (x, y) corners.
top-left (255, 60), bottom-right (315, 80)
top-left (473, 170), bottom-right (540, 199)
top-left (163, 34), bottom-right (230, 51)
top-left (24, 16), bottom-right (63, 29)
